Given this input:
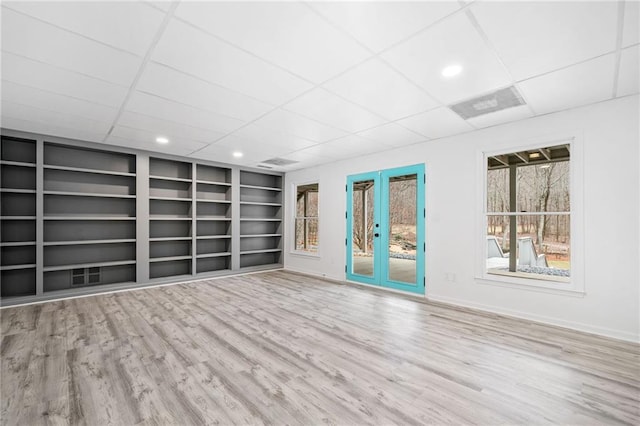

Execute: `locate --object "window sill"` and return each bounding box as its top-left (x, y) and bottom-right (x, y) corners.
top-left (290, 251), bottom-right (320, 259)
top-left (476, 274), bottom-right (585, 297)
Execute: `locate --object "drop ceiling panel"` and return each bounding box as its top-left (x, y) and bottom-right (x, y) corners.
top-left (248, 108), bottom-right (347, 143)
top-left (357, 123), bottom-right (427, 147)
top-left (283, 88), bottom-right (386, 133)
top-left (617, 46), bottom-right (639, 97)
top-left (136, 63), bottom-right (273, 122)
top-left (126, 92), bottom-right (244, 135)
top-left (309, 1), bottom-right (461, 52)
top-left (234, 125), bottom-right (317, 152)
top-left (174, 1), bottom-right (371, 83)
top-left (2, 80), bottom-right (118, 123)
top-left (1, 53), bottom-right (129, 107)
top-left (517, 54), bottom-right (616, 115)
top-left (622, 1), bottom-right (639, 47)
top-left (472, 1), bottom-right (618, 81)
top-left (152, 18), bottom-right (312, 105)
top-left (2, 1), bottom-right (165, 55)
top-left (108, 125), bottom-right (208, 154)
top-left (117, 111), bottom-right (227, 144)
top-left (2, 7), bottom-right (141, 86)
top-left (465, 104), bottom-right (534, 129)
top-left (2, 101), bottom-right (112, 136)
top-left (1, 115), bottom-right (106, 143)
top-left (381, 12), bottom-right (512, 104)
top-left (320, 134), bottom-right (393, 157)
top-left (396, 107), bottom-right (474, 139)
top-left (324, 58), bottom-right (439, 120)
top-left (201, 134), bottom-right (293, 164)
top-left (284, 143), bottom-right (344, 161)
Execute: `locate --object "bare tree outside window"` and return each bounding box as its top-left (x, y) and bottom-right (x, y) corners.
top-left (295, 183), bottom-right (318, 253)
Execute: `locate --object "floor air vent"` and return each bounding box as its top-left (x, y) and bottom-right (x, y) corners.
top-left (450, 86), bottom-right (526, 119)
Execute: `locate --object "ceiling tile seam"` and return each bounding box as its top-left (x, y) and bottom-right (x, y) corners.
top-left (0, 114), bottom-right (107, 139)
top-left (462, 7), bottom-right (535, 120)
top-left (1, 78), bottom-right (121, 112)
top-left (302, 2), bottom-right (447, 109)
top-left (612, 0), bottom-right (627, 98)
top-left (114, 122), bottom-right (211, 145)
top-left (1, 5), bottom-right (147, 59)
top-left (1, 98), bottom-right (116, 128)
top-left (170, 15), bottom-right (319, 87)
top-left (112, 111), bottom-right (233, 140)
top-left (1, 50), bottom-right (132, 89)
top-left (352, 121), bottom-right (432, 142)
top-left (102, 2), bottom-right (179, 143)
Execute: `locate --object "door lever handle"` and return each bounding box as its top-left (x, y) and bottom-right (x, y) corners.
top-left (374, 233), bottom-right (380, 237)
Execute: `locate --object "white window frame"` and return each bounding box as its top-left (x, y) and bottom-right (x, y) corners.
top-left (292, 181), bottom-right (320, 257)
top-left (475, 135), bottom-right (585, 295)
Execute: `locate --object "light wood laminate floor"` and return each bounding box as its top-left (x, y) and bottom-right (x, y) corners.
top-left (1, 271), bottom-right (639, 425)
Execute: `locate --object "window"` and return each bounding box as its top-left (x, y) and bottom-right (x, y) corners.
top-left (485, 144), bottom-right (571, 284)
top-left (295, 183), bottom-right (319, 253)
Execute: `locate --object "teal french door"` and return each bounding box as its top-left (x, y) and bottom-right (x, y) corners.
top-left (346, 164), bottom-right (425, 294)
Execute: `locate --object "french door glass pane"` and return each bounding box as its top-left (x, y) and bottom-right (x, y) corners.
top-left (388, 174), bottom-right (417, 284)
top-left (352, 179), bottom-right (374, 277)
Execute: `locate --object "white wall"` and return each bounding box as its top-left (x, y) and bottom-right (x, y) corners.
top-left (283, 95), bottom-right (640, 342)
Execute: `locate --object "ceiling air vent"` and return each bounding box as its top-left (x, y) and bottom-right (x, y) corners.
top-left (261, 157), bottom-right (299, 166)
top-left (256, 164), bottom-right (274, 169)
top-left (450, 86), bottom-right (526, 120)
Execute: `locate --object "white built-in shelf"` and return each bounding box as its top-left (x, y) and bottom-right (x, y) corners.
top-left (239, 184), bottom-right (281, 192)
top-left (44, 190), bottom-right (136, 199)
top-left (196, 217), bottom-right (232, 221)
top-left (44, 216), bottom-right (136, 221)
top-left (195, 199), bottom-right (231, 204)
top-left (196, 235), bottom-right (231, 240)
top-left (0, 241), bottom-right (36, 247)
top-left (43, 260), bottom-right (136, 272)
top-left (0, 188), bottom-right (36, 194)
top-left (0, 264), bottom-right (36, 271)
top-left (44, 164), bottom-right (136, 177)
top-left (43, 239), bottom-right (136, 246)
top-left (240, 248), bottom-right (282, 255)
top-left (196, 252), bottom-right (231, 259)
top-left (240, 234), bottom-right (282, 238)
top-left (240, 218), bottom-right (282, 222)
top-left (239, 201), bottom-right (282, 206)
top-left (149, 216), bottom-right (192, 220)
top-left (196, 180), bottom-right (231, 186)
top-left (0, 216), bottom-right (36, 220)
top-left (150, 237), bottom-right (193, 242)
top-left (149, 196), bottom-right (192, 202)
top-left (149, 175), bottom-right (192, 183)
top-left (0, 160), bottom-right (36, 168)
top-left (149, 255), bottom-right (192, 263)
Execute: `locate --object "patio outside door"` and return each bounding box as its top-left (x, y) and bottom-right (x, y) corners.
top-left (346, 164), bottom-right (425, 294)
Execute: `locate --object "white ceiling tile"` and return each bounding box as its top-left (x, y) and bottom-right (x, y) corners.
top-left (235, 125), bottom-right (317, 152)
top-left (283, 88), bottom-right (386, 132)
top-left (357, 123), bottom-right (427, 147)
top-left (1, 80), bottom-right (118, 123)
top-left (145, 1), bottom-right (173, 12)
top-left (2, 7), bottom-right (141, 86)
top-left (117, 111), bottom-right (226, 144)
top-left (187, 141), bottom-right (251, 166)
top-left (324, 58), bottom-right (439, 120)
top-left (137, 63), bottom-right (273, 122)
top-left (126, 92), bottom-right (245, 134)
top-left (309, 1), bottom-right (460, 52)
top-left (617, 45), bottom-right (639, 97)
top-left (279, 148), bottom-right (334, 163)
top-left (382, 12), bottom-right (512, 104)
top-left (151, 18), bottom-right (312, 105)
top-left (1, 52), bottom-right (129, 107)
top-left (2, 100), bottom-right (112, 135)
top-left (517, 54), bottom-right (615, 115)
top-left (465, 104), bottom-right (534, 129)
top-left (249, 109), bottom-right (347, 143)
top-left (396, 107), bottom-right (474, 139)
top-left (3, 1), bottom-right (165, 55)
top-left (174, 1), bottom-right (371, 83)
top-left (1, 115), bottom-right (106, 143)
top-left (104, 134), bottom-right (203, 157)
top-left (109, 125), bottom-right (207, 154)
top-left (472, 1), bottom-right (618, 80)
top-left (622, 0), bottom-right (639, 47)
top-left (198, 134), bottom-right (293, 165)
top-left (320, 135), bottom-right (393, 157)
top-left (286, 144), bottom-right (345, 161)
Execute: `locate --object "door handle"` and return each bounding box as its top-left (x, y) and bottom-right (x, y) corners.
top-left (374, 233), bottom-right (380, 237)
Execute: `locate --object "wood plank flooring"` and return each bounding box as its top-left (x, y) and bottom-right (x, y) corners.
top-left (2, 270), bottom-right (639, 425)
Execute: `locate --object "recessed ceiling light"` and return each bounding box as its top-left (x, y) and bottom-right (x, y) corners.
top-left (529, 152), bottom-right (541, 159)
top-left (232, 151), bottom-right (243, 158)
top-left (441, 64), bottom-right (463, 78)
top-left (155, 136), bottom-right (169, 144)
